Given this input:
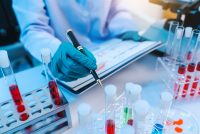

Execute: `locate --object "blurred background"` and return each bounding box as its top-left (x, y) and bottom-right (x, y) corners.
top-left (0, 0), bottom-right (199, 73)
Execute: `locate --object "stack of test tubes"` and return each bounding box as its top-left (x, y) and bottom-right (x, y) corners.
top-left (156, 22), bottom-right (200, 100)
top-left (0, 50), bottom-right (72, 134)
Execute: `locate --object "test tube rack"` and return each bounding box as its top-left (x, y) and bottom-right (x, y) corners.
top-left (156, 57), bottom-right (200, 101)
top-left (0, 86), bottom-right (72, 134)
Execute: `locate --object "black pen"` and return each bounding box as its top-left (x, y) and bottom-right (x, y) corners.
top-left (66, 29), bottom-right (103, 88)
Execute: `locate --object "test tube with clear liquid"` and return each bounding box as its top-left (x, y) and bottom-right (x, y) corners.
top-left (0, 50), bottom-right (29, 121)
top-left (41, 48), bottom-right (62, 106)
top-left (165, 21), bottom-right (179, 62)
top-left (123, 83), bottom-right (142, 126)
top-left (104, 85), bottom-right (117, 134)
top-left (134, 100), bottom-right (150, 134)
top-left (151, 92), bottom-right (173, 134)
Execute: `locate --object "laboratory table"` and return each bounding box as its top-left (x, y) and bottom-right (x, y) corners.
top-left (1, 53), bottom-right (199, 133)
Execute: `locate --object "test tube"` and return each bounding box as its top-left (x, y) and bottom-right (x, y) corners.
top-left (174, 64), bottom-right (186, 99)
top-left (41, 48), bottom-right (62, 105)
top-left (104, 85), bottom-right (117, 134)
top-left (76, 103), bottom-right (92, 134)
top-left (165, 21), bottom-right (179, 60)
top-left (134, 100), bottom-right (150, 134)
top-left (123, 83), bottom-right (142, 126)
top-left (152, 92), bottom-right (173, 134)
top-left (178, 27), bottom-right (193, 63)
top-left (0, 50), bottom-right (29, 121)
top-left (170, 26), bottom-right (184, 69)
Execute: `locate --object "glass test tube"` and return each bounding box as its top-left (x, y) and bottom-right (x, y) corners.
top-left (152, 92), bottom-right (173, 134)
top-left (178, 27), bottom-right (193, 63)
top-left (170, 26), bottom-right (184, 69)
top-left (120, 125), bottom-right (135, 134)
top-left (193, 62), bottom-right (200, 96)
top-left (76, 103), bottom-right (92, 134)
top-left (165, 21), bottom-right (179, 60)
top-left (41, 48), bottom-right (62, 105)
top-left (174, 64), bottom-right (186, 99)
top-left (123, 83), bottom-right (142, 126)
top-left (134, 100), bottom-right (150, 134)
top-left (0, 50), bottom-right (29, 121)
top-left (104, 85), bottom-right (117, 134)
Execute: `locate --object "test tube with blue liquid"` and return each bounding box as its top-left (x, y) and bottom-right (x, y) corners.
top-left (123, 83), bottom-right (142, 126)
top-left (152, 92), bottom-right (173, 134)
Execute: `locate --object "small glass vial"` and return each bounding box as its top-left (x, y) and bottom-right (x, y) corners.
top-left (76, 103), bottom-right (92, 134)
top-left (134, 100), bottom-right (150, 134)
top-left (41, 48), bottom-right (62, 105)
top-left (104, 85), bottom-right (117, 134)
top-left (123, 83), bottom-right (142, 126)
top-left (0, 50), bottom-right (29, 121)
top-left (152, 92), bottom-right (173, 134)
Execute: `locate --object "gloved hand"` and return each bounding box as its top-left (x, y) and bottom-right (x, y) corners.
top-left (49, 42), bottom-right (97, 82)
top-left (119, 31), bottom-right (147, 42)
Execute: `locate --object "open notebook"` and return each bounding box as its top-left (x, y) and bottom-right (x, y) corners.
top-left (57, 39), bottom-right (162, 94)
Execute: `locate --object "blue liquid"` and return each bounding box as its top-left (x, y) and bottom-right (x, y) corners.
top-left (152, 123), bottom-right (163, 134)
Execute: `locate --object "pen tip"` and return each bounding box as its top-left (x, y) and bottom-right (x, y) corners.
top-left (97, 79), bottom-right (103, 88)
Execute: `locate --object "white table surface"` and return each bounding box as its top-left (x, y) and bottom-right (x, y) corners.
top-left (0, 54), bottom-right (200, 134)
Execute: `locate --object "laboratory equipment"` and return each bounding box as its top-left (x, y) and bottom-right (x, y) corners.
top-left (76, 103), bottom-right (92, 134)
top-left (152, 92), bottom-right (173, 134)
top-left (0, 50), bottom-right (29, 121)
top-left (120, 125), bottom-right (135, 134)
top-left (134, 100), bottom-right (150, 134)
top-left (104, 85), bottom-right (117, 134)
top-left (41, 48), bottom-right (62, 106)
top-left (165, 21), bottom-right (179, 60)
top-left (123, 83), bottom-right (142, 126)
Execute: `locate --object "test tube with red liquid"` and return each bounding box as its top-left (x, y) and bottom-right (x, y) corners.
top-left (174, 64), bottom-right (186, 99)
top-left (0, 50), bottom-right (29, 121)
top-left (191, 62), bottom-right (200, 96)
top-left (41, 48), bottom-right (62, 106)
top-left (104, 85), bottom-right (117, 134)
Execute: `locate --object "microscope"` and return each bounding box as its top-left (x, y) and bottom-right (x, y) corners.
top-left (150, 0), bottom-right (200, 30)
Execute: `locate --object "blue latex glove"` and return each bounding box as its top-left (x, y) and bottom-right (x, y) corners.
top-left (49, 42), bottom-right (97, 82)
top-left (119, 31), bottom-right (147, 42)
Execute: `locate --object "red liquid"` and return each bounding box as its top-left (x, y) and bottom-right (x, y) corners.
top-left (127, 119), bottom-right (134, 126)
top-left (20, 113), bottom-right (29, 121)
top-left (48, 80), bottom-right (62, 105)
top-left (106, 119), bottom-right (115, 134)
top-left (190, 77), bottom-right (199, 96)
top-left (17, 105), bottom-right (25, 113)
top-left (9, 85), bottom-right (23, 105)
top-left (182, 63), bottom-right (195, 98)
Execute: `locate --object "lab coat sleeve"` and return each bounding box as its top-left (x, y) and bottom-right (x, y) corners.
top-left (12, 0), bottom-right (61, 61)
top-left (107, 0), bottom-right (139, 37)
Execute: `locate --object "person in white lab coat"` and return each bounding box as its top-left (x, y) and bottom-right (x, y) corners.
top-left (13, 0), bottom-right (144, 81)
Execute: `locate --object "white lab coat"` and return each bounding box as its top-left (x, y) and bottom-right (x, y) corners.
top-left (13, 0), bottom-right (138, 61)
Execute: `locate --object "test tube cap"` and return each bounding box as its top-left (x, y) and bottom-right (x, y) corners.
top-left (160, 92), bottom-right (173, 108)
top-left (125, 82), bottom-right (142, 102)
top-left (197, 62), bottom-right (200, 71)
top-left (41, 48), bottom-right (51, 64)
top-left (185, 27), bottom-right (193, 38)
top-left (0, 50), bottom-right (10, 68)
top-left (104, 84), bottom-right (117, 100)
top-left (120, 125), bottom-right (135, 134)
top-left (77, 103), bottom-right (91, 125)
top-left (134, 100), bottom-right (150, 119)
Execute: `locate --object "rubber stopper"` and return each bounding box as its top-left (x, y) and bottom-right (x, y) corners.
top-left (41, 48), bottom-right (51, 64)
top-left (104, 84), bottom-right (117, 101)
top-left (0, 50), bottom-right (10, 68)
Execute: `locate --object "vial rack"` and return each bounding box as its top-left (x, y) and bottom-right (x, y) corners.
top-left (156, 57), bottom-right (200, 101)
top-left (0, 86), bottom-right (72, 134)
